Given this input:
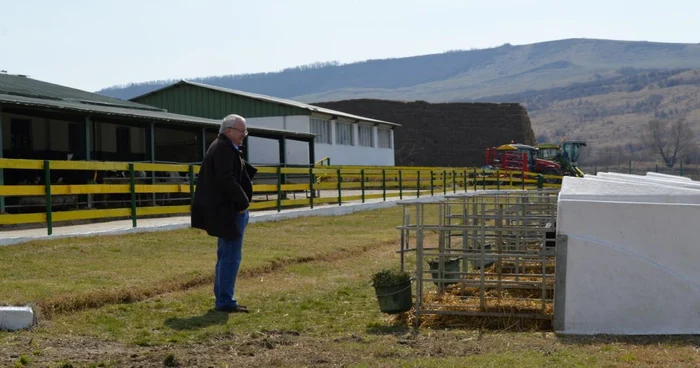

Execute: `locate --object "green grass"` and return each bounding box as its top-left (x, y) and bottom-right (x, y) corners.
top-left (0, 206), bottom-right (411, 317)
top-left (2, 205), bottom-right (700, 367)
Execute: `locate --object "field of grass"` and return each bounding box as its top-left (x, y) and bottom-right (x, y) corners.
top-left (2, 206), bottom-right (700, 367)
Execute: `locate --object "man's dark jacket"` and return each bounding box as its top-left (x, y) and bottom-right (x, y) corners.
top-left (191, 134), bottom-right (257, 240)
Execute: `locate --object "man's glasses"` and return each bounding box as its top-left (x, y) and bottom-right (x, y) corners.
top-left (229, 127), bottom-right (248, 136)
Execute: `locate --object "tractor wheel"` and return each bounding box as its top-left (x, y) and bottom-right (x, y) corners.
top-left (542, 168), bottom-right (563, 184)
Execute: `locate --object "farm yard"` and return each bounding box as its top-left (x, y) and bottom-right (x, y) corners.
top-left (2, 205), bottom-right (700, 367)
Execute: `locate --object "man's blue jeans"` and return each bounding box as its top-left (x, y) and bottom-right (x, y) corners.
top-left (214, 210), bottom-right (249, 309)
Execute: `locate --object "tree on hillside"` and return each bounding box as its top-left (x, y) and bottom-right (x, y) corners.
top-left (640, 119), bottom-right (696, 168)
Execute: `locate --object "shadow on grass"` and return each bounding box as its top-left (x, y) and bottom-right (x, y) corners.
top-left (366, 322), bottom-right (412, 335)
top-left (557, 334), bottom-right (700, 347)
top-left (164, 309), bottom-right (229, 330)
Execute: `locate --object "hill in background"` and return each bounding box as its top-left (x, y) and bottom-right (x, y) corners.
top-left (97, 38), bottom-right (700, 165)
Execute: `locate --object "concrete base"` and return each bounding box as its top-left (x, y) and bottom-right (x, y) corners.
top-left (0, 306), bottom-right (34, 331)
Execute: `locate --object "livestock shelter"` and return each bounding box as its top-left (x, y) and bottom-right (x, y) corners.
top-left (131, 81), bottom-right (399, 166)
top-left (0, 73), bottom-right (314, 213)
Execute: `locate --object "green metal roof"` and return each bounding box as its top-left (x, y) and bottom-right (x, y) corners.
top-left (0, 93), bottom-right (315, 139)
top-left (133, 80), bottom-right (401, 127)
top-left (0, 73), bottom-right (160, 111)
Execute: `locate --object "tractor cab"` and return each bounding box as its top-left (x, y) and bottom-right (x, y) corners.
top-left (562, 140), bottom-right (587, 165)
top-left (535, 143), bottom-right (560, 161)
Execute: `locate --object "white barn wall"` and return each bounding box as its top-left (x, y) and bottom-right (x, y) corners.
top-left (247, 116), bottom-right (395, 166)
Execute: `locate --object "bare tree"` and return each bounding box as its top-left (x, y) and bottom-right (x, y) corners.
top-left (640, 119), bottom-right (696, 168)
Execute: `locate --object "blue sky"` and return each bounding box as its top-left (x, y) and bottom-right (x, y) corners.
top-left (2, 0), bottom-right (699, 92)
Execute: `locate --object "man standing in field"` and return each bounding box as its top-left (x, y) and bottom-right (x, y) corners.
top-left (191, 114), bottom-right (257, 313)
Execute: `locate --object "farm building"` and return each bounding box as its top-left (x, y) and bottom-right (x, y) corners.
top-left (130, 81), bottom-right (399, 166)
top-left (0, 72), bottom-right (314, 169)
top-left (0, 73), bottom-right (314, 213)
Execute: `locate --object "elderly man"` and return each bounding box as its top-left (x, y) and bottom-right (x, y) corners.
top-left (191, 114), bottom-right (257, 313)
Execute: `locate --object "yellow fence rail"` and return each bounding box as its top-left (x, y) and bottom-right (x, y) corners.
top-left (0, 158), bottom-right (561, 235)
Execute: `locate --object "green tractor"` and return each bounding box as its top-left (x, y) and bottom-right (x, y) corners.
top-left (536, 140), bottom-right (587, 177)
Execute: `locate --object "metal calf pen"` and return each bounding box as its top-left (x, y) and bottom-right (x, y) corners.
top-left (397, 189), bottom-right (559, 326)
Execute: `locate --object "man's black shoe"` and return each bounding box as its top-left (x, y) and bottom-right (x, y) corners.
top-left (215, 305), bottom-right (249, 313)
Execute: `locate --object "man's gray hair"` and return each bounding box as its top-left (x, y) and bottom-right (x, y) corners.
top-left (220, 114), bottom-right (246, 134)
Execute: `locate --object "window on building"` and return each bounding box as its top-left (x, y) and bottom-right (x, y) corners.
top-left (358, 125), bottom-right (374, 147)
top-left (116, 127), bottom-right (131, 154)
top-left (335, 122), bottom-right (353, 146)
top-left (10, 119), bottom-right (32, 151)
top-left (378, 128), bottom-right (392, 148)
top-left (310, 118), bottom-right (331, 144)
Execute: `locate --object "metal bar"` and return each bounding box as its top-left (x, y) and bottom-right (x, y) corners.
top-left (44, 160), bottom-right (52, 235)
top-left (129, 163), bottom-right (137, 228)
top-left (399, 170), bottom-right (403, 199)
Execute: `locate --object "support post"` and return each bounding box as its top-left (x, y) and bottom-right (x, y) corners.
top-left (361, 169), bottom-right (365, 203)
top-left (309, 167), bottom-right (315, 209)
top-left (85, 116), bottom-right (93, 208)
top-left (279, 137), bottom-right (287, 187)
top-left (44, 160), bottom-right (52, 235)
top-left (276, 166), bottom-right (282, 212)
top-left (149, 122), bottom-right (156, 206)
top-left (308, 138), bottom-right (315, 166)
top-left (189, 164), bottom-right (195, 206)
top-left (200, 128), bottom-right (207, 161)
top-left (129, 163), bottom-right (137, 228)
top-left (0, 106), bottom-right (4, 213)
top-left (337, 168), bottom-right (342, 206)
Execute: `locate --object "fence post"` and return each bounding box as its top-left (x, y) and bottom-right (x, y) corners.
top-left (189, 164), bottom-right (195, 206)
top-left (382, 169), bottom-right (386, 201)
top-left (497, 170), bottom-right (500, 191)
top-left (276, 166), bottom-right (282, 212)
top-left (680, 161), bottom-right (684, 177)
top-left (430, 170), bottom-right (434, 196)
top-left (337, 168), bottom-right (342, 206)
top-left (309, 167), bottom-right (315, 209)
top-left (417, 171), bottom-right (421, 198)
top-left (655, 164), bottom-right (658, 173)
top-left (44, 160), bottom-right (53, 235)
top-left (442, 169), bottom-right (447, 195)
top-left (464, 170), bottom-right (467, 192)
top-left (452, 169), bottom-right (456, 193)
top-left (629, 160), bottom-right (632, 174)
top-left (482, 169), bottom-right (486, 190)
top-left (129, 163), bottom-right (137, 228)
top-left (594, 165), bottom-right (597, 175)
top-left (399, 170), bottom-right (403, 199)
top-left (361, 169), bottom-right (365, 203)
top-left (473, 168), bottom-right (477, 192)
